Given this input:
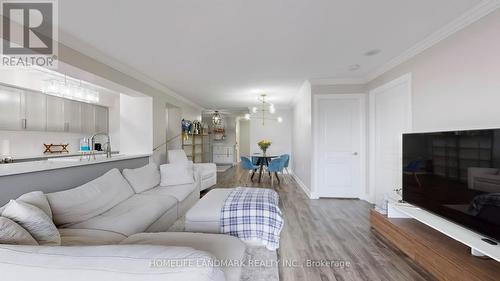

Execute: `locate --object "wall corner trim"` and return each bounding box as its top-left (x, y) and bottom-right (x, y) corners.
top-left (291, 172), bottom-right (318, 199)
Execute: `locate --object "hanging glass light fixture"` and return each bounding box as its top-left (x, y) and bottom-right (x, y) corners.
top-left (245, 94), bottom-right (283, 125)
top-left (43, 76), bottom-right (100, 104)
top-left (212, 110), bottom-right (222, 125)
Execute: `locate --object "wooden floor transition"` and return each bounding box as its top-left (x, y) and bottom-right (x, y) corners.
top-left (210, 166), bottom-right (436, 281)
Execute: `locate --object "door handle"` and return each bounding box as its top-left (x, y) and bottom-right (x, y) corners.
top-left (353, 152), bottom-right (358, 156)
top-left (22, 119), bottom-right (27, 129)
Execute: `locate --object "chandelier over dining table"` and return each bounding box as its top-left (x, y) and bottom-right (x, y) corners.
top-left (244, 94), bottom-right (283, 125)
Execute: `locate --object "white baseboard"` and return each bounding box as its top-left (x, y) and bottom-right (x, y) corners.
top-left (290, 172), bottom-right (318, 199)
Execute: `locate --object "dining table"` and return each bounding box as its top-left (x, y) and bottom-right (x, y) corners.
top-left (251, 153), bottom-right (279, 183)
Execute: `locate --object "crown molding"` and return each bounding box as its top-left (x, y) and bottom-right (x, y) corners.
top-left (309, 77), bottom-right (367, 85)
top-left (365, 0), bottom-right (500, 82)
top-left (58, 31), bottom-right (204, 111)
top-left (312, 0), bottom-right (500, 86)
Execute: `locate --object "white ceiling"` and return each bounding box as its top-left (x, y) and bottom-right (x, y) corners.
top-left (58, 0), bottom-right (483, 108)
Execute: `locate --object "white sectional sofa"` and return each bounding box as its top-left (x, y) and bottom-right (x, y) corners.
top-left (47, 165), bottom-right (198, 239)
top-left (0, 163), bottom-right (246, 281)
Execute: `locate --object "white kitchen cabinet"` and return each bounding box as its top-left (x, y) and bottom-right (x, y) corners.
top-left (80, 103), bottom-right (95, 134)
top-left (213, 145), bottom-right (234, 164)
top-left (94, 105), bottom-right (108, 133)
top-left (63, 99), bottom-right (82, 133)
top-left (0, 83), bottom-right (108, 134)
top-left (0, 85), bottom-right (23, 130)
top-left (46, 95), bottom-right (65, 132)
top-left (21, 91), bottom-right (47, 131)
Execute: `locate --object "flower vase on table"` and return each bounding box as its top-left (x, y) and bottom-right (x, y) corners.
top-left (258, 140), bottom-right (271, 156)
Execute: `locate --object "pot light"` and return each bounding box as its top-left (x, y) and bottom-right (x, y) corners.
top-left (364, 49), bottom-right (381, 56)
top-left (277, 117), bottom-right (283, 123)
top-left (349, 64), bottom-right (361, 71)
top-left (244, 113), bottom-right (251, 120)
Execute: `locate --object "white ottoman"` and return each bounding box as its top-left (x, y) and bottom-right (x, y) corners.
top-left (185, 189), bottom-right (232, 233)
top-left (185, 188), bottom-right (283, 249)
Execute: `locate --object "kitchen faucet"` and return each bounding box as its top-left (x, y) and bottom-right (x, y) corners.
top-left (90, 133), bottom-right (112, 158)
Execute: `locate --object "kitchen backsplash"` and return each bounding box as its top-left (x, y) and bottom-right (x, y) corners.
top-left (0, 130), bottom-right (93, 158)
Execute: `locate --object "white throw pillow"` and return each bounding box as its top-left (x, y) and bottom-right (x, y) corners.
top-left (160, 162), bottom-right (195, 187)
top-left (122, 163), bottom-right (161, 193)
top-left (0, 191), bottom-right (52, 219)
top-left (2, 200), bottom-right (61, 245)
top-left (0, 217), bottom-right (38, 245)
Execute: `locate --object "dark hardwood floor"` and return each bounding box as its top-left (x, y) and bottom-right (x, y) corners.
top-left (211, 166), bottom-right (436, 281)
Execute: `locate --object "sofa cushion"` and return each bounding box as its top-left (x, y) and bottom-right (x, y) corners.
top-left (0, 217), bottom-right (38, 245)
top-left (2, 200), bottom-right (60, 245)
top-left (143, 184), bottom-right (196, 203)
top-left (47, 168), bottom-right (135, 226)
top-left (0, 191), bottom-right (52, 219)
top-left (67, 194), bottom-right (177, 236)
top-left (122, 163), bottom-right (161, 193)
top-left (121, 232), bottom-right (246, 281)
top-left (0, 244), bottom-right (225, 281)
top-left (59, 228), bottom-right (127, 246)
top-left (160, 162), bottom-right (194, 187)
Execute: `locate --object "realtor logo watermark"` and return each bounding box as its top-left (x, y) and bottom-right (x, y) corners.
top-left (1, 0), bottom-right (58, 68)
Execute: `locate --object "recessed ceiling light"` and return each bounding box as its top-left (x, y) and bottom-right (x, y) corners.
top-left (364, 49), bottom-right (382, 56)
top-left (349, 64), bottom-right (361, 71)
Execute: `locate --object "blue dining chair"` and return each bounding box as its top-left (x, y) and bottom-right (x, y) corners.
top-left (251, 156), bottom-right (259, 166)
top-left (240, 156), bottom-right (260, 182)
top-left (267, 157), bottom-right (285, 187)
top-left (280, 154), bottom-right (290, 174)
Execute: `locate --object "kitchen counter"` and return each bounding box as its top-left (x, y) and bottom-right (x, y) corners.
top-left (0, 153), bottom-right (151, 177)
top-left (7, 151), bottom-right (121, 162)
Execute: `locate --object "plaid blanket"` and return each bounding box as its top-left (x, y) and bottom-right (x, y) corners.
top-left (468, 193), bottom-right (500, 215)
top-left (220, 187), bottom-right (283, 250)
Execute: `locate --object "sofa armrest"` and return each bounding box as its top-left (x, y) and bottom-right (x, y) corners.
top-left (192, 163), bottom-right (202, 194)
top-left (468, 167), bottom-right (499, 190)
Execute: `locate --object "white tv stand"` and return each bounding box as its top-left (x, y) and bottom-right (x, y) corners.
top-left (388, 202), bottom-right (500, 262)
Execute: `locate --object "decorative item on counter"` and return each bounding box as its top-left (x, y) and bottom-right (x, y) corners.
top-left (192, 120), bottom-right (202, 135)
top-left (0, 140), bottom-right (13, 163)
top-left (1, 140), bottom-right (10, 157)
top-left (213, 127), bottom-right (225, 141)
top-left (80, 138), bottom-right (90, 151)
top-left (181, 119), bottom-right (192, 141)
top-left (258, 140), bottom-right (272, 155)
top-left (94, 143), bottom-right (102, 151)
top-left (43, 144), bottom-right (70, 154)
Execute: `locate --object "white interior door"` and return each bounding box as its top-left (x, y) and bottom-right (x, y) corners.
top-left (370, 74), bottom-right (412, 210)
top-left (316, 95), bottom-right (365, 198)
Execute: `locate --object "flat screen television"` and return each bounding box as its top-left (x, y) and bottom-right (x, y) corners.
top-left (403, 129), bottom-right (500, 242)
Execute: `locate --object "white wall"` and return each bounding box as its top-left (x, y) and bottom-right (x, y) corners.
top-left (119, 94), bottom-right (153, 155)
top-left (291, 81), bottom-right (313, 195)
top-left (239, 119), bottom-right (250, 158)
top-left (250, 109), bottom-right (292, 158)
top-left (363, 9), bottom-right (500, 205)
top-left (368, 9), bottom-right (500, 132)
